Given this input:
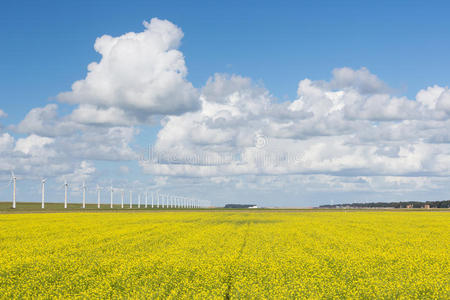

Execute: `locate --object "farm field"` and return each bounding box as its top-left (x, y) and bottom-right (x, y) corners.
top-left (0, 211), bottom-right (448, 298)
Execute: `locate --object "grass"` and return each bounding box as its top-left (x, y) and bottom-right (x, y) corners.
top-left (0, 210), bottom-right (449, 298)
top-left (0, 201), bottom-right (205, 213)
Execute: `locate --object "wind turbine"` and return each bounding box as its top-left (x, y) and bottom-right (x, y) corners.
top-left (129, 190), bottom-right (133, 208)
top-left (97, 185), bottom-right (101, 209)
top-left (41, 178), bottom-right (47, 209)
top-left (121, 189), bottom-right (124, 209)
top-left (82, 181), bottom-right (86, 209)
top-left (145, 191), bottom-right (148, 208)
top-left (156, 191), bottom-right (160, 208)
top-left (151, 191), bottom-right (154, 208)
top-left (64, 179), bottom-right (68, 209)
top-left (138, 193), bottom-right (141, 208)
top-left (11, 171), bottom-right (16, 209)
top-left (110, 185), bottom-right (114, 209)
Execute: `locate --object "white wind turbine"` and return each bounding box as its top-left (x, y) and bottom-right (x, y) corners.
top-left (121, 189), bottom-right (124, 209)
top-left (129, 190), bottom-right (133, 208)
top-left (11, 171), bottom-right (16, 209)
top-left (138, 193), bottom-right (141, 208)
top-left (110, 185), bottom-right (114, 209)
top-left (41, 178), bottom-right (47, 209)
top-left (151, 191), bottom-right (154, 208)
top-left (64, 179), bottom-right (69, 209)
top-left (145, 191), bottom-right (148, 208)
top-left (82, 181), bottom-right (86, 209)
top-left (97, 185), bottom-right (101, 209)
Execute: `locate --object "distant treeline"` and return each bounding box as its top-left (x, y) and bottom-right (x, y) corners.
top-left (224, 204), bottom-right (257, 208)
top-left (320, 200), bottom-right (450, 209)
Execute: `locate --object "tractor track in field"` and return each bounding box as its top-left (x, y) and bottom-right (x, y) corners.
top-left (224, 222), bottom-right (250, 300)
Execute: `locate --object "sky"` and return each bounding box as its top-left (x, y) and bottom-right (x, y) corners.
top-left (1, 0), bottom-right (450, 207)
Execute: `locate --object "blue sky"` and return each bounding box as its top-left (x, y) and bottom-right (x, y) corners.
top-left (1, 1), bottom-right (450, 206)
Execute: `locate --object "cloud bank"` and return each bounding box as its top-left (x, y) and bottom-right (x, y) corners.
top-left (142, 69), bottom-right (450, 180)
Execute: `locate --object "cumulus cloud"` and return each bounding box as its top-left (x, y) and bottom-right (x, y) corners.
top-left (3, 103), bottom-right (138, 182)
top-left (60, 161), bottom-right (96, 186)
top-left (57, 18), bottom-right (199, 124)
top-left (328, 67), bottom-right (389, 94)
top-left (0, 109), bottom-right (7, 118)
top-left (70, 104), bottom-right (134, 126)
top-left (14, 134), bottom-right (54, 155)
top-left (15, 104), bottom-right (80, 137)
top-left (141, 68), bottom-right (450, 183)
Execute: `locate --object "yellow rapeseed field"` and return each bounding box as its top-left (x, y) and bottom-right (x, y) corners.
top-left (0, 211), bottom-right (449, 299)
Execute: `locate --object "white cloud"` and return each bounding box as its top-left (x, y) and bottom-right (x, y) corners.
top-left (57, 126), bottom-right (138, 161)
top-left (328, 67), bottom-right (389, 94)
top-left (0, 109), bottom-right (7, 118)
top-left (15, 104), bottom-right (80, 137)
top-left (60, 161), bottom-right (96, 187)
top-left (70, 104), bottom-right (134, 126)
top-left (57, 18), bottom-right (200, 123)
top-left (0, 133), bottom-right (14, 152)
top-left (140, 68), bottom-right (450, 183)
top-left (14, 102), bottom-right (138, 161)
top-left (14, 134), bottom-right (54, 155)
top-left (3, 103), bottom-right (139, 182)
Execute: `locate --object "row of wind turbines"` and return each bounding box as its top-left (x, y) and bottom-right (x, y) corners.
top-left (8, 171), bottom-right (205, 209)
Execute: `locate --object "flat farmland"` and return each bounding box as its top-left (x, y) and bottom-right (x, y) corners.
top-left (0, 211), bottom-right (448, 298)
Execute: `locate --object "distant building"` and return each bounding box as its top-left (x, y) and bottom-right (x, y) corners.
top-left (424, 204), bottom-right (430, 209)
top-left (224, 204), bottom-right (258, 208)
top-left (406, 204), bottom-right (413, 209)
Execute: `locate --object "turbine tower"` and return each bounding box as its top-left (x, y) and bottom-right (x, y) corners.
top-left (110, 185), bottom-right (114, 209)
top-left (11, 171), bottom-right (16, 209)
top-left (121, 189), bottom-right (124, 208)
top-left (41, 178), bottom-right (46, 209)
top-left (129, 190), bottom-right (133, 208)
top-left (97, 185), bottom-right (101, 209)
top-left (64, 179), bottom-right (68, 209)
top-left (82, 181), bottom-right (86, 209)
top-left (145, 191), bottom-right (148, 208)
